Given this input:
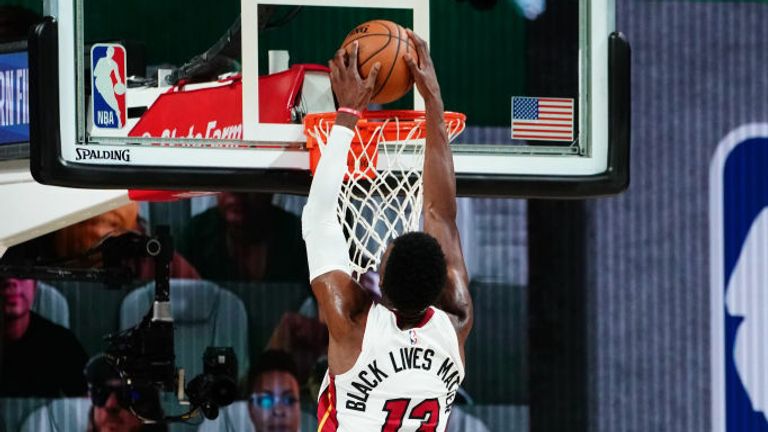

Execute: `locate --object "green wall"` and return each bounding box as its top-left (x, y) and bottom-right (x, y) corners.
top-left (8, 0), bottom-right (526, 125)
top-left (1, 0), bottom-right (42, 13)
top-left (256, 3), bottom-right (527, 124)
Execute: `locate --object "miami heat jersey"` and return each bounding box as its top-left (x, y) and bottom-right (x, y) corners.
top-left (317, 303), bottom-right (465, 432)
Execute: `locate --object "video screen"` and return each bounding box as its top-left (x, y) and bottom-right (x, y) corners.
top-left (0, 42), bottom-right (30, 160)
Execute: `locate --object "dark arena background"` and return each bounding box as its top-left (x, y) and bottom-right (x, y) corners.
top-left (0, 0), bottom-right (767, 431)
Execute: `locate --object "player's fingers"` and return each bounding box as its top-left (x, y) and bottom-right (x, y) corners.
top-left (406, 29), bottom-right (430, 65)
top-left (328, 60), bottom-right (340, 80)
top-left (403, 54), bottom-right (420, 74)
top-left (334, 48), bottom-right (346, 69)
top-left (365, 62), bottom-right (382, 89)
top-left (349, 41), bottom-right (360, 74)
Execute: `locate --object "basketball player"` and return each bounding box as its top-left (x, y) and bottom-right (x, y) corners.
top-left (302, 30), bottom-right (472, 432)
top-left (93, 46), bottom-right (124, 127)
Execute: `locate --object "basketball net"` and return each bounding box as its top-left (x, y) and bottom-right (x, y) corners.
top-left (304, 110), bottom-right (466, 280)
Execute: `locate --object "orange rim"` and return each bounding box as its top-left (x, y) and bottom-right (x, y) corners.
top-left (304, 110), bottom-right (466, 177)
top-left (303, 110), bottom-right (466, 148)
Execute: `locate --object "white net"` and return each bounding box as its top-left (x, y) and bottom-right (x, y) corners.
top-left (306, 112), bottom-right (465, 280)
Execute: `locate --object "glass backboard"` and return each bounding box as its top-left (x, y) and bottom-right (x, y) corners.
top-left (30, 0), bottom-right (629, 197)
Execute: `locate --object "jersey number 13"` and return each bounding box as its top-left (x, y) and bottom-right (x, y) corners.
top-left (382, 398), bottom-right (441, 432)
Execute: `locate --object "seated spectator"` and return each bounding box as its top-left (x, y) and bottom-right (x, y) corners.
top-left (52, 203), bottom-right (199, 280)
top-left (0, 277), bottom-right (88, 397)
top-left (273, 271), bottom-right (378, 387)
top-left (84, 354), bottom-right (167, 432)
top-left (177, 193), bottom-right (308, 282)
top-left (245, 350), bottom-right (302, 432)
top-left (267, 313), bottom-right (328, 387)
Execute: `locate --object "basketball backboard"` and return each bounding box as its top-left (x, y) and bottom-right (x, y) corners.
top-left (0, 38), bottom-right (131, 254)
top-left (30, 0), bottom-right (628, 197)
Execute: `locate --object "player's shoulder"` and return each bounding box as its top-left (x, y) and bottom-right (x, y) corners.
top-left (365, 303), bottom-right (454, 334)
top-left (364, 302), bottom-right (388, 325)
top-left (428, 305), bottom-right (456, 326)
top-left (359, 303), bottom-right (396, 338)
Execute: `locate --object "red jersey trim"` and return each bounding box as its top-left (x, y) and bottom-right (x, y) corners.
top-left (415, 307), bottom-right (436, 328)
top-left (395, 306), bottom-right (435, 329)
top-left (317, 375), bottom-right (338, 431)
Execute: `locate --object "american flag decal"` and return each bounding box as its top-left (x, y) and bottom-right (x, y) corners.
top-left (511, 96), bottom-right (574, 142)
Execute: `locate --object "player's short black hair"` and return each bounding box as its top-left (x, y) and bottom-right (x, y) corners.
top-left (382, 232), bottom-right (447, 317)
top-left (245, 349), bottom-right (299, 395)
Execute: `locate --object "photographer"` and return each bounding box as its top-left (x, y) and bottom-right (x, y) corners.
top-left (85, 355), bottom-right (168, 432)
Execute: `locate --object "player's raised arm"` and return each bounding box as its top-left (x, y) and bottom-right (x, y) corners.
top-left (404, 30), bottom-right (473, 351)
top-left (301, 43), bottom-right (381, 373)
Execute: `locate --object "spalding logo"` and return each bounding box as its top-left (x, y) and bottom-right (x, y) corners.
top-left (75, 148), bottom-right (131, 162)
top-left (348, 25), bottom-right (369, 37)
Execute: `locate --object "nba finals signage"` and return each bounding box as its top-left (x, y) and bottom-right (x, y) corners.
top-left (711, 124), bottom-right (768, 432)
top-left (0, 50), bottom-right (29, 145)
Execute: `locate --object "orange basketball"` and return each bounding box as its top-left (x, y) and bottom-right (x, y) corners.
top-left (340, 20), bottom-right (418, 105)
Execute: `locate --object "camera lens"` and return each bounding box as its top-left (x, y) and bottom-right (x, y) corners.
top-left (209, 376), bottom-right (237, 406)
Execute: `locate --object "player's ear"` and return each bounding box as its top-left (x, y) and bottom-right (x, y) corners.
top-left (379, 243), bottom-right (394, 284)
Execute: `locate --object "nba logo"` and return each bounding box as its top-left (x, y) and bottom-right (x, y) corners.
top-left (91, 43), bottom-right (126, 129)
top-left (711, 124), bottom-right (768, 432)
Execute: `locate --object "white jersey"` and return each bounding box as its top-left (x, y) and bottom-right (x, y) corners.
top-left (317, 303), bottom-right (465, 432)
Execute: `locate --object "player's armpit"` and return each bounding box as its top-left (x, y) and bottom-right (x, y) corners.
top-left (311, 270), bottom-right (372, 375)
top-left (310, 270), bottom-right (372, 340)
top-left (441, 268), bottom-right (473, 341)
top-left (424, 212), bottom-right (473, 349)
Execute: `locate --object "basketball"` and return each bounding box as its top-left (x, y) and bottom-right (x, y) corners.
top-left (340, 20), bottom-right (418, 105)
top-left (113, 82), bottom-right (126, 95)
